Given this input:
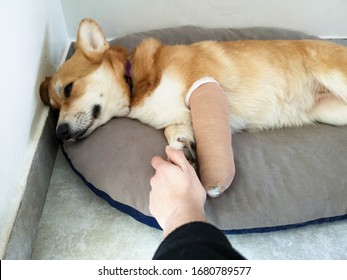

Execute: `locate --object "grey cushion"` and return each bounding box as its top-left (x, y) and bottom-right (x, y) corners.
top-left (63, 26), bottom-right (347, 233)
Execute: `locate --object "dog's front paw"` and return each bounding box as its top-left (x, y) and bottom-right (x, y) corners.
top-left (177, 137), bottom-right (197, 167)
top-left (170, 137), bottom-right (197, 168)
top-left (164, 124), bottom-right (197, 168)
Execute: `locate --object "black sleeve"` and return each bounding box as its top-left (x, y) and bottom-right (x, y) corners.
top-left (153, 222), bottom-right (246, 260)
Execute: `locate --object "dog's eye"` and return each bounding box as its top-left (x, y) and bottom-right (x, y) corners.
top-left (64, 82), bottom-right (73, 98)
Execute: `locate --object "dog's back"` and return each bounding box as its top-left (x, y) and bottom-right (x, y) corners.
top-left (129, 38), bottom-right (347, 132)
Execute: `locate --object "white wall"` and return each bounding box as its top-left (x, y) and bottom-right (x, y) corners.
top-left (0, 0), bottom-right (68, 256)
top-left (61, 0), bottom-right (347, 40)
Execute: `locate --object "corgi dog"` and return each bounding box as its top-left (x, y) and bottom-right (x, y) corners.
top-left (40, 18), bottom-right (347, 164)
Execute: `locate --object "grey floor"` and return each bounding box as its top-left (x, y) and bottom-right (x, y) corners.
top-left (32, 148), bottom-right (347, 260)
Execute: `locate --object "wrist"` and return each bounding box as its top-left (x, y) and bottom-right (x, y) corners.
top-left (162, 206), bottom-right (206, 238)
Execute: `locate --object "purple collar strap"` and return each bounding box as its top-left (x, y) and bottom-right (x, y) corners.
top-left (124, 60), bottom-right (133, 93)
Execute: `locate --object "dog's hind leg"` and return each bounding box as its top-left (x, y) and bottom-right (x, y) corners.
top-left (310, 96), bottom-right (347, 126)
top-left (311, 60), bottom-right (347, 125)
top-left (312, 43), bottom-right (347, 105)
top-left (164, 124), bottom-right (197, 167)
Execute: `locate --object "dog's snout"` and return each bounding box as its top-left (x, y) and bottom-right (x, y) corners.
top-left (56, 123), bottom-right (71, 140)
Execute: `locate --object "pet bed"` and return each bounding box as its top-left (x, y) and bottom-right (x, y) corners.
top-left (62, 26), bottom-right (347, 233)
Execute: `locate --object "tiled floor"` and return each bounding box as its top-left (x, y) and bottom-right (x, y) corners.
top-left (32, 148), bottom-right (347, 260)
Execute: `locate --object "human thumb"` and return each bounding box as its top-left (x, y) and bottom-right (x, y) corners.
top-left (165, 146), bottom-right (190, 169)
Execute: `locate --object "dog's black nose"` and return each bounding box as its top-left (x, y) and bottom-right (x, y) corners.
top-left (56, 123), bottom-right (71, 140)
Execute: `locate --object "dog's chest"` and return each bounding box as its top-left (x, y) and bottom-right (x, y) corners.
top-left (128, 72), bottom-right (191, 129)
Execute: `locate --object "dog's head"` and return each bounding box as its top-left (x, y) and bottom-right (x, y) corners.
top-left (40, 19), bottom-right (131, 140)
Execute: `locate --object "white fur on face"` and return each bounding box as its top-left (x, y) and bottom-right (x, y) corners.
top-left (53, 82), bottom-right (63, 97)
top-left (57, 63), bottom-right (130, 139)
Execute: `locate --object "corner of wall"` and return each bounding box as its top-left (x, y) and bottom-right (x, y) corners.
top-left (1, 0), bottom-right (68, 259)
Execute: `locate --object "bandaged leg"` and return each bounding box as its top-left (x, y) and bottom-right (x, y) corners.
top-left (188, 81), bottom-right (235, 197)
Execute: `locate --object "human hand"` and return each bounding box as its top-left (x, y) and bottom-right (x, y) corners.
top-left (149, 146), bottom-right (207, 237)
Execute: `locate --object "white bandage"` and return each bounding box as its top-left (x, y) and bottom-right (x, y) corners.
top-left (185, 77), bottom-right (220, 107)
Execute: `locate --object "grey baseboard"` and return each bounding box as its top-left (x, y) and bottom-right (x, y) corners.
top-left (3, 110), bottom-right (58, 259)
top-left (329, 38), bottom-right (347, 47)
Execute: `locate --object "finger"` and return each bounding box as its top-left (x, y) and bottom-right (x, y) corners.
top-left (151, 155), bottom-right (172, 170)
top-left (149, 169), bottom-right (164, 188)
top-left (165, 146), bottom-right (190, 169)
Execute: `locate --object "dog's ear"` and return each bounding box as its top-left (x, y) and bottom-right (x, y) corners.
top-left (76, 18), bottom-right (109, 54)
top-left (39, 76), bottom-right (51, 106)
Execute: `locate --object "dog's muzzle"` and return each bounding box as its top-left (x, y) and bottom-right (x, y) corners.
top-left (56, 123), bottom-right (73, 140)
top-left (56, 123), bottom-right (90, 141)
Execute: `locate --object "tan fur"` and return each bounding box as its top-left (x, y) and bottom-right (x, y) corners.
top-left (40, 18), bottom-right (347, 163)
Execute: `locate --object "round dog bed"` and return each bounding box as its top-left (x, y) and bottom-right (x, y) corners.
top-left (62, 26), bottom-right (347, 233)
